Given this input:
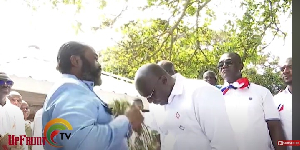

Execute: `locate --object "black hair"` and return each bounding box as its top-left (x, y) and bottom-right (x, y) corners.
top-left (56, 41), bottom-right (88, 74)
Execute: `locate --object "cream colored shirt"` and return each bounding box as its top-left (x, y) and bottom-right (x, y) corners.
top-left (1, 98), bottom-right (27, 150)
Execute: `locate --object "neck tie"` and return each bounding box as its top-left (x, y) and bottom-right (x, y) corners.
top-left (221, 77), bottom-right (250, 95)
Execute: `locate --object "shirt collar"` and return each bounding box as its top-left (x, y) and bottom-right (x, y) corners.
top-left (285, 86), bottom-right (292, 95)
top-left (168, 73), bottom-right (185, 103)
top-left (61, 74), bottom-right (95, 90)
top-left (223, 81), bottom-right (249, 88)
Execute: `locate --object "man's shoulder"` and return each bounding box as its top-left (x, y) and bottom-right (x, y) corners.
top-left (273, 90), bottom-right (287, 100)
top-left (3, 103), bottom-right (23, 115)
top-left (48, 77), bottom-right (88, 96)
top-left (249, 83), bottom-right (270, 94)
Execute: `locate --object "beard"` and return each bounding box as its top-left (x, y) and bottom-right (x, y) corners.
top-left (81, 57), bottom-right (102, 86)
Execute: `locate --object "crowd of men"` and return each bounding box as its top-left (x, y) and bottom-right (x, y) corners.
top-left (0, 76), bottom-right (35, 150)
top-left (0, 41), bottom-right (292, 150)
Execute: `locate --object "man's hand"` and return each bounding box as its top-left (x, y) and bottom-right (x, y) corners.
top-left (125, 105), bottom-right (144, 132)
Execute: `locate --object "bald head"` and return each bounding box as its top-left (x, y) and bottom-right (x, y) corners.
top-left (222, 52), bottom-right (242, 64)
top-left (218, 52), bottom-right (244, 83)
top-left (135, 63), bottom-right (168, 88)
top-left (280, 57), bottom-right (292, 85)
top-left (134, 63), bottom-right (175, 105)
top-left (157, 60), bottom-right (176, 76)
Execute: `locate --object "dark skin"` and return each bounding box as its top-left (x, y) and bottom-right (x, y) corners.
top-left (203, 71), bottom-right (217, 85)
top-left (135, 64), bottom-right (174, 150)
top-left (69, 47), bottom-right (102, 85)
top-left (0, 76), bottom-right (12, 106)
top-left (21, 102), bottom-right (30, 120)
top-left (280, 57), bottom-right (292, 93)
top-left (133, 100), bottom-right (144, 110)
top-left (218, 52), bottom-right (286, 150)
top-left (67, 46), bottom-right (144, 132)
top-left (135, 63), bottom-right (175, 105)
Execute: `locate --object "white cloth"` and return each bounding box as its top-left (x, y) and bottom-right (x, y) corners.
top-left (1, 98), bottom-right (28, 150)
top-left (0, 105), bottom-right (9, 136)
top-left (148, 75), bottom-right (237, 150)
top-left (32, 108), bottom-right (44, 150)
top-left (274, 87), bottom-right (292, 150)
top-left (223, 82), bottom-right (280, 150)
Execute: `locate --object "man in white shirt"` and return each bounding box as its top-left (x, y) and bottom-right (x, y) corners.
top-left (203, 70), bottom-right (222, 89)
top-left (0, 72), bottom-right (13, 136)
top-left (0, 72), bottom-right (27, 150)
top-left (32, 108), bottom-right (44, 150)
top-left (218, 52), bottom-right (286, 150)
top-left (273, 57), bottom-right (292, 149)
top-left (134, 63), bottom-right (238, 150)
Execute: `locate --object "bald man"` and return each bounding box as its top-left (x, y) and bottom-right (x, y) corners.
top-left (134, 63), bottom-right (237, 150)
top-left (218, 52), bottom-right (286, 150)
top-left (157, 60), bottom-right (177, 76)
top-left (273, 57), bottom-right (292, 150)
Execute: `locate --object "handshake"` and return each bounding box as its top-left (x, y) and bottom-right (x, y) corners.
top-left (124, 105), bottom-right (144, 133)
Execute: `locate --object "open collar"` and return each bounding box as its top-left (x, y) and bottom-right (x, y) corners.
top-left (168, 73), bottom-right (185, 103)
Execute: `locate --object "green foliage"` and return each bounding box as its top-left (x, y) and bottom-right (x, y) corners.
top-left (109, 99), bottom-right (131, 117)
top-left (101, 0), bottom-right (291, 93)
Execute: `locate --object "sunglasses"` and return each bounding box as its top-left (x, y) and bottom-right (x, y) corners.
top-left (217, 59), bottom-right (233, 69)
top-left (0, 80), bottom-right (14, 86)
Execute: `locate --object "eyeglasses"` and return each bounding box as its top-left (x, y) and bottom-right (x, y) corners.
top-left (146, 89), bottom-right (155, 99)
top-left (218, 59), bottom-right (233, 69)
top-left (0, 80), bottom-right (14, 86)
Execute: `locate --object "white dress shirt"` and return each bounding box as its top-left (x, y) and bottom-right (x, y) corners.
top-left (1, 98), bottom-right (27, 150)
top-left (147, 74), bottom-right (237, 150)
top-left (274, 87), bottom-right (292, 149)
top-left (222, 82), bottom-right (280, 150)
top-left (32, 108), bottom-right (44, 150)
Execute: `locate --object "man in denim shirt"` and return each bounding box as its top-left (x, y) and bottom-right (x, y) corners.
top-left (42, 41), bottom-right (143, 150)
